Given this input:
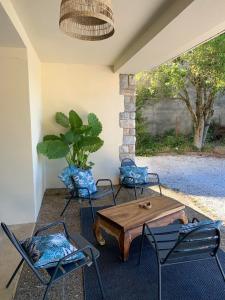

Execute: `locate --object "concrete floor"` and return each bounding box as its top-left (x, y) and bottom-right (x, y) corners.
top-left (0, 223), bottom-right (35, 300)
top-left (2, 186), bottom-right (225, 300)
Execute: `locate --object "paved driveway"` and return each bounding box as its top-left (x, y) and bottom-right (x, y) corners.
top-left (137, 155), bottom-right (225, 220)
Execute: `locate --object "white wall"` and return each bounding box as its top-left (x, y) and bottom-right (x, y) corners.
top-left (27, 47), bottom-right (45, 218)
top-left (0, 0), bottom-right (45, 224)
top-left (42, 64), bottom-right (123, 187)
top-left (0, 47), bottom-right (35, 224)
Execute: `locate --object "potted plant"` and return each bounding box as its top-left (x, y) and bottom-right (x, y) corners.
top-left (37, 110), bottom-right (104, 191)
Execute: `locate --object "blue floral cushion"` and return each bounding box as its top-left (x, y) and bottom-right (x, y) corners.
top-left (179, 220), bottom-right (222, 235)
top-left (58, 166), bottom-right (78, 190)
top-left (72, 169), bottom-right (97, 198)
top-left (120, 166), bottom-right (149, 186)
top-left (21, 233), bottom-right (85, 269)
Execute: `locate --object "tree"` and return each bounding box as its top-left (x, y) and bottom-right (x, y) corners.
top-left (136, 33), bottom-right (225, 150)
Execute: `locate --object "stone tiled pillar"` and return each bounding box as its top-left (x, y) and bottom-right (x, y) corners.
top-left (119, 74), bottom-right (136, 161)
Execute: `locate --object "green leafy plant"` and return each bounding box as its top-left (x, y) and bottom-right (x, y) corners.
top-left (37, 110), bottom-right (104, 169)
top-left (136, 33), bottom-right (225, 150)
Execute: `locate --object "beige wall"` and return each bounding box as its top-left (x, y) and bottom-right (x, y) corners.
top-left (0, 0), bottom-right (45, 224)
top-left (0, 47), bottom-right (35, 224)
top-left (42, 63), bottom-right (123, 187)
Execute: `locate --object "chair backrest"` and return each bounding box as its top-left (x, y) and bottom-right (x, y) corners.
top-left (121, 158), bottom-right (136, 167)
top-left (145, 223), bottom-right (221, 265)
top-left (164, 224), bottom-right (220, 263)
top-left (1, 223), bottom-right (46, 284)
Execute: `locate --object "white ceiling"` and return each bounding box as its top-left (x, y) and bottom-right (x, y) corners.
top-left (10, 0), bottom-right (169, 65)
top-left (6, 0), bottom-right (225, 73)
top-left (0, 3), bottom-right (24, 48)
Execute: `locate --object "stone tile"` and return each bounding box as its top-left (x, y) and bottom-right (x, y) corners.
top-left (119, 74), bottom-right (129, 94)
top-left (119, 119), bottom-right (135, 129)
top-left (124, 102), bottom-right (136, 112)
top-left (119, 112), bottom-right (130, 120)
top-left (129, 128), bottom-right (136, 135)
top-left (128, 74), bottom-right (135, 86)
top-left (119, 145), bottom-right (129, 154)
top-left (123, 135), bottom-right (136, 145)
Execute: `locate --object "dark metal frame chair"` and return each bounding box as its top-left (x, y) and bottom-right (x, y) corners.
top-left (60, 178), bottom-right (116, 223)
top-left (1, 221), bottom-right (105, 300)
top-left (138, 220), bottom-right (225, 300)
top-left (115, 158), bottom-right (162, 200)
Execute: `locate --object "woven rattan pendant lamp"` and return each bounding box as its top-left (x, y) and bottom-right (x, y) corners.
top-left (59, 0), bottom-right (115, 41)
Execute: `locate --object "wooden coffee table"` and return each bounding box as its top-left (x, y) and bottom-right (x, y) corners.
top-left (94, 195), bottom-right (188, 261)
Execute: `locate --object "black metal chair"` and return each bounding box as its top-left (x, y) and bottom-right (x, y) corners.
top-left (115, 158), bottom-right (162, 200)
top-left (138, 220), bottom-right (225, 300)
top-left (60, 178), bottom-right (116, 223)
top-left (1, 221), bottom-right (105, 300)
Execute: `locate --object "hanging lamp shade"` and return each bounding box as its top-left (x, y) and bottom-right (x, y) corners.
top-left (59, 0), bottom-right (115, 41)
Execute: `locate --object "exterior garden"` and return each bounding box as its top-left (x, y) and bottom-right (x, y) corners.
top-left (136, 33), bottom-right (225, 156)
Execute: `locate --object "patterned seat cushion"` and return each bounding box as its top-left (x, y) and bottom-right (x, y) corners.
top-left (179, 220), bottom-right (222, 235)
top-left (58, 165), bottom-right (79, 190)
top-left (21, 233), bottom-right (85, 269)
top-left (120, 166), bottom-right (149, 186)
top-left (72, 169), bottom-right (97, 198)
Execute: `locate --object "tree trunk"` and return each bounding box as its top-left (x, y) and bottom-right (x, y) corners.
top-left (202, 121), bottom-right (210, 145)
top-left (193, 118), bottom-right (205, 150)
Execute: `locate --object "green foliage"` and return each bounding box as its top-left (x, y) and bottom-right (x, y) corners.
top-left (37, 110), bottom-right (104, 169)
top-left (55, 112), bottom-right (70, 128)
top-left (136, 34), bottom-right (225, 99)
top-left (136, 33), bottom-right (225, 149)
top-left (88, 113), bottom-right (102, 136)
top-left (69, 110), bottom-right (83, 129)
top-left (137, 130), bottom-right (196, 156)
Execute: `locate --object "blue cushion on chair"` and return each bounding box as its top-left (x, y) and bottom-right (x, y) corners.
top-left (58, 166), bottom-right (78, 190)
top-left (72, 169), bottom-right (97, 198)
top-left (120, 166), bottom-right (149, 186)
top-left (179, 220), bottom-right (222, 235)
top-left (21, 233), bottom-right (85, 269)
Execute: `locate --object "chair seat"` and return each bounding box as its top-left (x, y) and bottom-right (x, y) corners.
top-left (82, 188), bottom-right (114, 200)
top-left (46, 233), bottom-right (100, 281)
top-left (122, 181), bottom-right (159, 188)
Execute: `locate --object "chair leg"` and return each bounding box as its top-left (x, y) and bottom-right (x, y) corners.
top-left (112, 191), bottom-right (117, 206)
top-left (159, 184), bottom-right (162, 196)
top-left (134, 187), bottom-right (137, 200)
top-left (215, 254), bottom-right (225, 281)
top-left (114, 185), bottom-right (122, 200)
top-left (138, 228), bottom-right (145, 265)
top-left (60, 195), bottom-right (73, 216)
top-left (89, 200), bottom-right (95, 223)
top-left (92, 255), bottom-right (105, 299)
top-left (6, 259), bottom-right (24, 288)
top-left (43, 283), bottom-right (52, 300)
top-left (158, 264), bottom-right (162, 300)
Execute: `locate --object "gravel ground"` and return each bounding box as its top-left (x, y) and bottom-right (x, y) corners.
top-left (137, 155), bottom-right (225, 221)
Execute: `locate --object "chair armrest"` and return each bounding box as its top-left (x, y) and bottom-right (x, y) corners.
top-left (34, 221), bottom-right (69, 238)
top-left (96, 178), bottom-right (112, 186)
top-left (96, 179), bottom-right (114, 191)
top-left (147, 173), bottom-right (160, 183)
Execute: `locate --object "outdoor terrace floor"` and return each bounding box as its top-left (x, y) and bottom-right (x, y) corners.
top-left (11, 187), bottom-right (225, 300)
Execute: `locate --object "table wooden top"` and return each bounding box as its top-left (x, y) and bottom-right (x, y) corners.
top-left (97, 195), bottom-right (185, 231)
